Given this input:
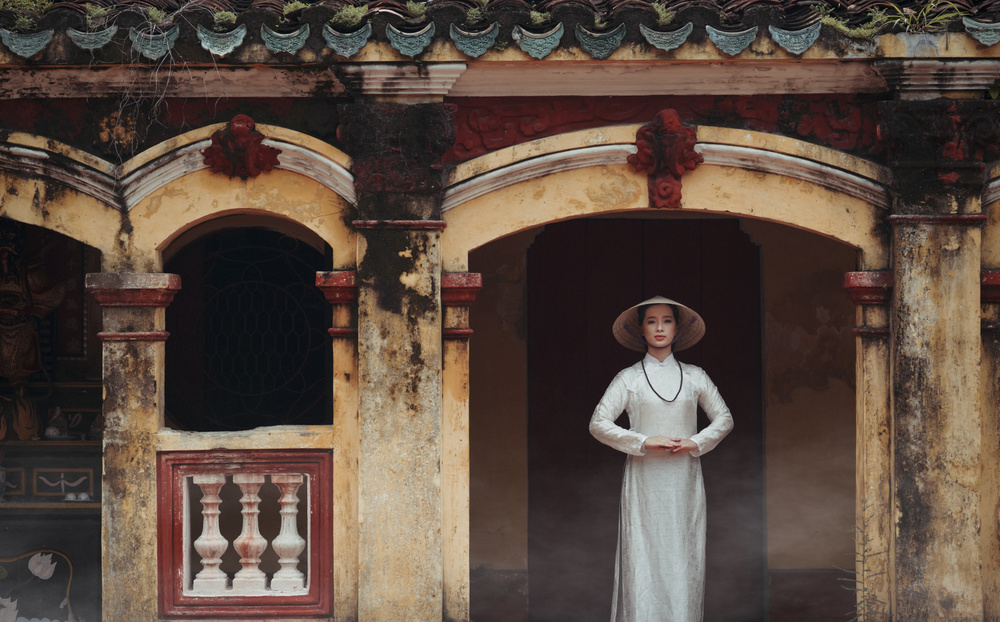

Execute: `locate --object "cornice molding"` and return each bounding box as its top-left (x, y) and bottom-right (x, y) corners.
top-left (697, 143), bottom-right (891, 208)
top-left (874, 59), bottom-right (1000, 98)
top-left (443, 144), bottom-right (636, 212)
top-left (335, 63), bottom-right (467, 99)
top-left (0, 141), bottom-right (119, 208)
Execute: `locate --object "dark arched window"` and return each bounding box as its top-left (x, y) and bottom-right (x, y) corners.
top-left (165, 228), bottom-right (331, 431)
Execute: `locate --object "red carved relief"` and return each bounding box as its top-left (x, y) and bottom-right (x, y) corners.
top-left (201, 114), bottom-right (281, 179)
top-left (627, 109), bottom-right (703, 209)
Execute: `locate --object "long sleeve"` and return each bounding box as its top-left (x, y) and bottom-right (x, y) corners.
top-left (688, 368), bottom-right (733, 457)
top-left (589, 370), bottom-right (648, 456)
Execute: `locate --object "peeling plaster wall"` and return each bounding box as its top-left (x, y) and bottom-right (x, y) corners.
top-left (742, 219), bottom-right (857, 571)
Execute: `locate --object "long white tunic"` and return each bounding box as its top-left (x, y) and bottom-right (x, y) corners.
top-left (589, 353), bottom-right (734, 622)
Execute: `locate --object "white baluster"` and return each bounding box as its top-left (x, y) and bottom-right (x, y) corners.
top-left (191, 473), bottom-right (229, 594)
top-left (231, 473), bottom-right (267, 593)
top-left (270, 473), bottom-right (306, 591)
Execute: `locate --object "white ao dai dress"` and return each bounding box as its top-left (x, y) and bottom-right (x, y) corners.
top-left (589, 353), bottom-right (734, 622)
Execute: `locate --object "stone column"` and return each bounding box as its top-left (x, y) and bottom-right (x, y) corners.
top-left (981, 269), bottom-right (1000, 618)
top-left (843, 271), bottom-right (893, 619)
top-left (338, 102), bottom-right (456, 621)
top-left (441, 272), bottom-right (482, 622)
top-left (879, 99), bottom-right (999, 620)
top-left (85, 272), bottom-right (180, 620)
top-left (316, 270), bottom-right (360, 622)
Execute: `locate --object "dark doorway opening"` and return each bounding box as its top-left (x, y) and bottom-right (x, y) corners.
top-left (526, 218), bottom-right (765, 621)
top-left (165, 228), bottom-right (331, 431)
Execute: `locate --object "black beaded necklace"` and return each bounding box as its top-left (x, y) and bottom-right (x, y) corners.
top-left (641, 356), bottom-right (683, 402)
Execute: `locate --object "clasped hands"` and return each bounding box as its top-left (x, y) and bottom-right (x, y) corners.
top-left (643, 435), bottom-right (696, 453)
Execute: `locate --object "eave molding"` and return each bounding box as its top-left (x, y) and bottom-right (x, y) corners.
top-left (443, 139), bottom-right (891, 212)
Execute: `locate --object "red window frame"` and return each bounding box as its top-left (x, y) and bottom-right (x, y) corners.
top-left (157, 449), bottom-right (332, 618)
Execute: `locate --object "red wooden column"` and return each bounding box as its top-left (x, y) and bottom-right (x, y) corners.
top-left (85, 272), bottom-right (180, 621)
top-left (441, 272), bottom-right (482, 622)
top-left (843, 270), bottom-right (893, 618)
top-left (315, 270), bottom-right (360, 622)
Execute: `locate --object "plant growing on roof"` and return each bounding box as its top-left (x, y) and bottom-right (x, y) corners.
top-left (0, 0), bottom-right (52, 33)
top-left (405, 0), bottom-right (427, 18)
top-left (464, 0), bottom-right (488, 27)
top-left (883, 0), bottom-right (964, 32)
top-left (282, 0), bottom-right (309, 17)
top-left (212, 10), bottom-right (237, 30)
top-left (651, 1), bottom-right (675, 27)
top-left (328, 3), bottom-right (367, 30)
top-left (83, 2), bottom-right (112, 30)
top-left (145, 5), bottom-right (169, 27)
top-left (528, 9), bottom-right (551, 26)
top-left (815, 5), bottom-right (889, 39)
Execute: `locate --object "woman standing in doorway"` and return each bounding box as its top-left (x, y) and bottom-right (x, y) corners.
top-left (589, 295), bottom-right (734, 622)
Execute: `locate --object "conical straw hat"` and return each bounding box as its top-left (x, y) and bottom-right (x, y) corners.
top-left (612, 295), bottom-right (706, 353)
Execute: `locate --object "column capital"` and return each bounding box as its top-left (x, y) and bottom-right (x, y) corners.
top-left (844, 271), bottom-right (892, 338)
top-left (337, 101), bottom-right (456, 200)
top-left (316, 271), bottom-right (358, 338)
top-left (983, 270), bottom-right (1000, 304)
top-left (878, 99), bottom-right (1000, 213)
top-left (316, 270), bottom-right (358, 304)
top-left (85, 272), bottom-right (181, 307)
top-left (442, 272), bottom-right (481, 340)
top-left (843, 271), bottom-right (893, 306)
top-left (983, 270), bottom-right (1000, 333)
top-left (441, 272), bottom-right (482, 306)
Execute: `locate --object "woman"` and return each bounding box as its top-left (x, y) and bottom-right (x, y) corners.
top-left (589, 295), bottom-right (734, 622)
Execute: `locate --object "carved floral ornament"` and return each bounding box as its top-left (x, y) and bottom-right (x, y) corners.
top-left (202, 114), bottom-right (281, 180)
top-left (627, 109), bottom-right (703, 209)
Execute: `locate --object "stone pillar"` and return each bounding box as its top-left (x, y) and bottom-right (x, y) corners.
top-left (879, 99), bottom-right (999, 620)
top-left (316, 270), bottom-right (360, 622)
top-left (843, 271), bottom-right (893, 619)
top-left (441, 272), bottom-right (482, 622)
top-left (85, 272), bottom-right (180, 620)
top-left (981, 269), bottom-right (1000, 618)
top-left (338, 102), bottom-right (456, 621)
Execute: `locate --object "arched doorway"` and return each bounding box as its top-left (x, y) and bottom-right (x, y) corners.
top-left (468, 215), bottom-right (859, 622)
top-left (526, 217), bottom-right (764, 621)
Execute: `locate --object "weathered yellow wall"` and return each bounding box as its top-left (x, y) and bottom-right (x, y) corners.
top-left (468, 229), bottom-right (536, 570)
top-left (743, 219), bottom-right (857, 570)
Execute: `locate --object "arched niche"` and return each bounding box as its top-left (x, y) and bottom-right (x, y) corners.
top-left (121, 123), bottom-right (356, 272)
top-left (447, 125), bottom-right (886, 621)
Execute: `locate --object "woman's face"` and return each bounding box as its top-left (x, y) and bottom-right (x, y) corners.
top-left (642, 304), bottom-right (676, 354)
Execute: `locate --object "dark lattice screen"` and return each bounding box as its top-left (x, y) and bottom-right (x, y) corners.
top-left (165, 229), bottom-right (331, 431)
